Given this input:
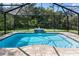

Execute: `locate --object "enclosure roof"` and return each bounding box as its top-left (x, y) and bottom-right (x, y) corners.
top-left (0, 3), bottom-right (30, 13)
top-left (58, 3), bottom-right (79, 13)
top-left (0, 3), bottom-right (79, 15)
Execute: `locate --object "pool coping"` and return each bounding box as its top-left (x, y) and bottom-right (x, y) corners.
top-left (59, 32), bottom-right (79, 44)
top-left (0, 32), bottom-right (79, 56)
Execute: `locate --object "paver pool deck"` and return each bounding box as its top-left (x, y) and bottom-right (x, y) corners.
top-left (0, 32), bottom-right (79, 56)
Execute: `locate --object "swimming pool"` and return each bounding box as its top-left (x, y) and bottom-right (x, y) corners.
top-left (0, 33), bottom-right (79, 48)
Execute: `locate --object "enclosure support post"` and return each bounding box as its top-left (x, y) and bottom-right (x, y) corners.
top-left (77, 14), bottom-right (79, 35)
top-left (52, 4), bottom-right (55, 32)
top-left (66, 15), bottom-right (69, 32)
top-left (4, 13), bottom-right (7, 34)
top-left (53, 14), bottom-right (55, 32)
top-left (13, 16), bottom-right (16, 31)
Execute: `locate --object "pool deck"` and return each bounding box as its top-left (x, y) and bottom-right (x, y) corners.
top-left (0, 32), bottom-right (79, 56)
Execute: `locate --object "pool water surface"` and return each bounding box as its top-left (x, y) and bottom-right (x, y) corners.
top-left (0, 33), bottom-right (79, 48)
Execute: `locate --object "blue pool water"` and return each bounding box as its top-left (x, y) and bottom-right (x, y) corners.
top-left (0, 33), bottom-right (79, 48)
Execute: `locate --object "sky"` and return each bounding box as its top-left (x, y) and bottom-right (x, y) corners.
top-left (63, 3), bottom-right (79, 6)
top-left (35, 3), bottom-right (51, 8)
